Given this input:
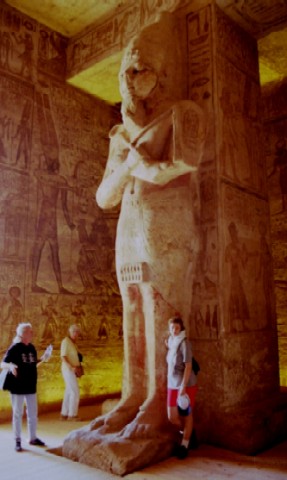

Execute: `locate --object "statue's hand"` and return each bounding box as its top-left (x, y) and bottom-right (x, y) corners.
top-left (126, 148), bottom-right (140, 170)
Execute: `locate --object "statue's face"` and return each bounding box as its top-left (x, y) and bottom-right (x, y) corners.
top-left (119, 47), bottom-right (157, 103)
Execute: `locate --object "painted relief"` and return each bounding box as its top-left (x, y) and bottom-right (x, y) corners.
top-left (0, 74), bottom-right (33, 170)
top-left (37, 28), bottom-right (67, 79)
top-left (216, 6), bottom-right (258, 79)
top-left (31, 91), bottom-right (75, 294)
top-left (0, 285), bottom-right (24, 351)
top-left (187, 6), bottom-right (215, 164)
top-left (187, 6), bottom-right (218, 340)
top-left (68, 4), bottom-right (140, 77)
top-left (0, 6), bottom-right (37, 82)
top-left (222, 184), bottom-right (273, 334)
top-left (0, 2), bottom-right (124, 415)
top-left (218, 56), bottom-right (265, 193)
top-left (67, 0), bottom-right (182, 77)
top-left (221, 0), bottom-right (287, 37)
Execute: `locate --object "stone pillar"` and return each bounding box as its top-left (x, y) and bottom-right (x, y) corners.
top-left (185, 2), bottom-right (287, 453)
top-left (62, 4), bottom-right (287, 475)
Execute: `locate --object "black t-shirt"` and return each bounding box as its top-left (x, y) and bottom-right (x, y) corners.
top-left (3, 342), bottom-right (38, 394)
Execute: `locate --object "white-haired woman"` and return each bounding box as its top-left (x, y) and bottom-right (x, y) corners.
top-left (1, 322), bottom-right (47, 452)
top-left (60, 324), bottom-right (82, 420)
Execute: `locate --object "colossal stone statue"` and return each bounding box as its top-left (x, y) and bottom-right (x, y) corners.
top-left (63, 12), bottom-right (205, 475)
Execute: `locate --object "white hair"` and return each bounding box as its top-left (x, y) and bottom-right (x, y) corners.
top-left (13, 322), bottom-right (32, 344)
top-left (68, 324), bottom-right (81, 335)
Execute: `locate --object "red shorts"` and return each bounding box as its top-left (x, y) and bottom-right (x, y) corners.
top-left (167, 385), bottom-right (198, 408)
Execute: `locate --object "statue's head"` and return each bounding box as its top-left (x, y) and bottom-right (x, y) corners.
top-left (119, 12), bottom-right (181, 125)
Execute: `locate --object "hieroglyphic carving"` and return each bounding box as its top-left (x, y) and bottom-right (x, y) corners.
top-left (222, 183), bottom-right (273, 334)
top-left (0, 285), bottom-right (24, 350)
top-left (187, 6), bottom-right (212, 109)
top-left (218, 0), bottom-right (287, 38)
top-left (67, 3), bottom-right (140, 77)
top-left (217, 55), bottom-right (265, 192)
top-left (67, 0), bottom-right (184, 77)
top-left (37, 28), bottom-right (67, 80)
top-left (0, 73), bottom-right (33, 170)
top-left (216, 5), bottom-right (258, 78)
top-left (187, 6), bottom-right (218, 340)
top-left (31, 91), bottom-right (75, 294)
top-left (0, 5), bottom-right (37, 82)
top-left (0, 2), bottom-right (124, 414)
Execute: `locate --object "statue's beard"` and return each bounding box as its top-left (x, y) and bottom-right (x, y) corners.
top-left (122, 95), bottom-right (146, 128)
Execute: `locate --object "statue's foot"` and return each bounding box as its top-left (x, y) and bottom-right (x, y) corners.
top-left (89, 398), bottom-right (141, 435)
top-left (119, 402), bottom-right (171, 440)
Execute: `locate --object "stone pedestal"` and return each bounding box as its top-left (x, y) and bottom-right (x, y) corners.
top-left (63, 428), bottom-right (175, 476)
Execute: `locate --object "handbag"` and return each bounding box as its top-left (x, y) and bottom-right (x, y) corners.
top-left (75, 364), bottom-right (84, 378)
top-left (0, 368), bottom-right (15, 391)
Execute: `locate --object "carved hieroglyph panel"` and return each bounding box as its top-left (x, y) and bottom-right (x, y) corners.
top-left (221, 183), bottom-right (275, 334)
top-left (217, 0), bottom-right (287, 38)
top-left (0, 3), bottom-right (68, 84)
top-left (217, 56), bottom-right (266, 192)
top-left (28, 83), bottom-right (118, 296)
top-left (0, 74), bottom-right (31, 351)
top-left (67, 0), bottom-right (182, 77)
top-left (187, 5), bottom-right (214, 165)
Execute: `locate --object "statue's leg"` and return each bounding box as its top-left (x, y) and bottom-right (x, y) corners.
top-left (119, 283), bottom-right (175, 440)
top-left (90, 283), bottom-right (146, 433)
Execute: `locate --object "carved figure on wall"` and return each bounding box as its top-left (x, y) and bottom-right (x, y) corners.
top-left (225, 221), bottom-right (250, 332)
top-left (0, 115), bottom-right (11, 162)
top-left (97, 316), bottom-right (109, 341)
top-left (31, 92), bottom-right (75, 294)
top-left (220, 87), bottom-right (239, 181)
top-left (71, 298), bottom-right (87, 337)
top-left (256, 221), bottom-right (273, 326)
top-left (1, 32), bottom-right (12, 70)
top-left (64, 13), bottom-right (205, 471)
top-left (2, 286), bottom-right (23, 346)
top-left (12, 100), bottom-right (32, 169)
top-left (31, 155), bottom-right (75, 294)
top-left (0, 191), bottom-right (27, 258)
top-left (40, 296), bottom-right (58, 347)
top-left (268, 137), bottom-right (287, 213)
top-left (10, 32), bottom-right (34, 80)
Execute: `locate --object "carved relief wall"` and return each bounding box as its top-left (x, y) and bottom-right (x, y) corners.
top-left (215, 5), bottom-right (279, 405)
top-left (185, 4), bottom-right (279, 423)
top-left (0, 3), bottom-right (123, 417)
top-left (263, 79), bottom-right (287, 386)
top-left (187, 5), bottom-right (219, 342)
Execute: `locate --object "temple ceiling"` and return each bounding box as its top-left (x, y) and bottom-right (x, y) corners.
top-left (4, 0), bottom-right (287, 102)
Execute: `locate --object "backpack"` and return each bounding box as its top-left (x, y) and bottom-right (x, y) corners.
top-left (178, 338), bottom-right (200, 375)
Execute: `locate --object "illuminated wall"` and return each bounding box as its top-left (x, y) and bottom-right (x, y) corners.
top-left (263, 79), bottom-right (287, 386)
top-left (0, 2), bottom-right (122, 418)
